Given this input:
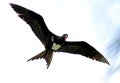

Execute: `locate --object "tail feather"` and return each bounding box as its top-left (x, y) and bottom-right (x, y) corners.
top-left (27, 50), bottom-right (45, 61)
top-left (27, 50), bottom-right (53, 69)
top-left (45, 52), bottom-right (53, 69)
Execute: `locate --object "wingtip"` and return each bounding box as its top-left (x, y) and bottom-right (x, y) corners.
top-left (9, 3), bottom-right (17, 10)
top-left (9, 3), bottom-right (15, 6)
top-left (103, 57), bottom-right (110, 65)
top-left (100, 57), bottom-right (110, 65)
top-left (106, 61), bottom-right (110, 65)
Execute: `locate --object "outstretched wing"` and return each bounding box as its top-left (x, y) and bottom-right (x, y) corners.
top-left (10, 3), bottom-right (55, 46)
top-left (57, 41), bottom-right (110, 65)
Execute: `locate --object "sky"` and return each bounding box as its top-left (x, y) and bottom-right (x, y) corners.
top-left (0, 0), bottom-right (120, 83)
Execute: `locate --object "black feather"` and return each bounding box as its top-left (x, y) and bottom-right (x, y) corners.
top-left (10, 3), bottom-right (110, 68)
top-left (57, 41), bottom-right (110, 65)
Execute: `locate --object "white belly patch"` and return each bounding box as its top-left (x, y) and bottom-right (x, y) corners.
top-left (52, 43), bottom-right (61, 51)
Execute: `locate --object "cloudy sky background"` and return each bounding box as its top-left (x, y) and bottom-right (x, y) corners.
top-left (0, 0), bottom-right (120, 83)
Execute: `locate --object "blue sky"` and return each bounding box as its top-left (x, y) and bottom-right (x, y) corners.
top-left (0, 0), bottom-right (120, 83)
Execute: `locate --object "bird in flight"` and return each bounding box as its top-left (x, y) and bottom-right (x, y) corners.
top-left (10, 3), bottom-right (110, 68)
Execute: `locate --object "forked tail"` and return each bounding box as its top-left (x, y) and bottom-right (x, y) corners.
top-left (27, 50), bottom-right (53, 69)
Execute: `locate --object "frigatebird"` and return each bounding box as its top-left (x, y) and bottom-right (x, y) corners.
top-left (10, 3), bottom-right (110, 68)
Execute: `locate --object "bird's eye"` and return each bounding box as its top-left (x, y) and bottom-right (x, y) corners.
top-left (65, 35), bottom-right (68, 38)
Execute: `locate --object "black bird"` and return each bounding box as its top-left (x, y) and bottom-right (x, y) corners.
top-left (10, 3), bottom-right (110, 68)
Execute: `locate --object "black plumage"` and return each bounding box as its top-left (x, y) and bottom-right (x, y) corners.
top-left (10, 3), bottom-right (110, 68)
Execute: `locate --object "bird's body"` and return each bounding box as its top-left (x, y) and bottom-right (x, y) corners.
top-left (10, 3), bottom-right (110, 68)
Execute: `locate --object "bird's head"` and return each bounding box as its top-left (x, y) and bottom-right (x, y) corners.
top-left (63, 34), bottom-right (68, 40)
